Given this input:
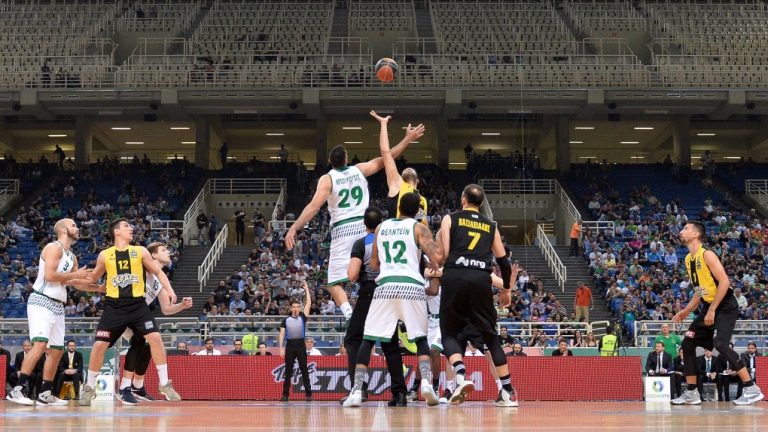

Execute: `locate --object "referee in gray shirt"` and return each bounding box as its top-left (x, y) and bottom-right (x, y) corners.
top-left (278, 280), bottom-right (312, 402)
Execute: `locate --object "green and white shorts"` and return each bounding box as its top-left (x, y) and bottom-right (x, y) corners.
top-left (363, 282), bottom-right (428, 343)
top-left (28, 292), bottom-right (66, 350)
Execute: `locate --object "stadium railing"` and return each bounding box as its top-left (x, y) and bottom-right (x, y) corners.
top-left (537, 223), bottom-right (566, 291)
top-left (0, 179), bottom-right (21, 215)
top-left (198, 224), bottom-right (228, 292)
top-left (746, 179), bottom-right (768, 208)
top-left (634, 320), bottom-right (768, 351)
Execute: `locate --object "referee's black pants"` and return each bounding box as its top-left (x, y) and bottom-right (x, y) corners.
top-left (344, 282), bottom-right (407, 397)
top-left (283, 339), bottom-right (311, 398)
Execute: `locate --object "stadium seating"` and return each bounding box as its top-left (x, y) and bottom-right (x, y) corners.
top-left (349, 1), bottom-right (415, 32)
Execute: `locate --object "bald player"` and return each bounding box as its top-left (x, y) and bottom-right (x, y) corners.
top-left (369, 111), bottom-right (428, 224)
top-left (7, 218), bottom-right (96, 406)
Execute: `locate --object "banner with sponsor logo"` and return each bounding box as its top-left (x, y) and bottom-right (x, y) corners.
top-left (114, 355), bottom-right (644, 401)
top-left (643, 376), bottom-right (671, 402)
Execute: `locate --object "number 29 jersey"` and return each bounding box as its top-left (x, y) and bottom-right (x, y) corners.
top-left (327, 165), bottom-right (369, 225)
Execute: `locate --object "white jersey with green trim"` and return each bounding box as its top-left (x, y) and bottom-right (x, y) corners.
top-left (375, 218), bottom-right (424, 285)
top-left (327, 165), bottom-right (369, 225)
top-left (426, 286), bottom-right (441, 315)
top-left (32, 241), bottom-right (75, 303)
top-left (144, 271), bottom-right (162, 305)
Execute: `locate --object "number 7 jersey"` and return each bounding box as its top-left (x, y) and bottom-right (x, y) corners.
top-left (375, 218), bottom-right (424, 286)
top-left (327, 165), bottom-right (369, 225)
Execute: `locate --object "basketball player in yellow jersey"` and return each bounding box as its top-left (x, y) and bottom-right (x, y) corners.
top-left (671, 221), bottom-right (763, 406)
top-left (80, 218), bottom-right (181, 405)
top-left (370, 111), bottom-right (428, 225)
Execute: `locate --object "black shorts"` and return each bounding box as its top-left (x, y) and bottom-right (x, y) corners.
top-left (344, 281), bottom-right (376, 346)
top-left (685, 294), bottom-right (739, 351)
top-left (96, 298), bottom-right (159, 348)
top-left (458, 324), bottom-right (486, 354)
top-left (440, 268), bottom-right (497, 341)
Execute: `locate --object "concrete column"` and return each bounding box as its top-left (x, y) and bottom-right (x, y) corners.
top-left (555, 116), bottom-right (570, 174)
top-left (436, 116), bottom-right (449, 169)
top-left (316, 115), bottom-right (328, 166)
top-left (74, 116), bottom-right (93, 170)
top-left (673, 116), bottom-right (692, 166)
top-left (194, 116), bottom-right (212, 169)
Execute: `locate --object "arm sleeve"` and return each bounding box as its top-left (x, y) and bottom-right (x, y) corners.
top-left (280, 318), bottom-right (287, 329)
top-left (497, 256), bottom-right (512, 289)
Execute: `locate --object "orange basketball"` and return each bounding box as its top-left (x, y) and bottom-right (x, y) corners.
top-left (375, 58), bottom-right (398, 83)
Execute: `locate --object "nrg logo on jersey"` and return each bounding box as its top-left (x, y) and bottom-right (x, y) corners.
top-left (455, 256), bottom-right (486, 269)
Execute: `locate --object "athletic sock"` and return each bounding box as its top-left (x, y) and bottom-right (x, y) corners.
top-left (499, 374), bottom-right (513, 393)
top-left (41, 380), bottom-right (53, 394)
top-left (156, 364), bottom-right (169, 387)
top-left (87, 370), bottom-right (99, 388)
top-left (446, 378), bottom-right (455, 392)
top-left (418, 359), bottom-right (432, 384)
top-left (452, 361), bottom-right (466, 376)
top-left (495, 378), bottom-right (502, 392)
top-left (340, 302), bottom-right (353, 320)
top-left (687, 384), bottom-right (697, 392)
top-left (133, 377), bottom-right (144, 389)
top-left (353, 366), bottom-right (368, 392)
top-left (120, 378), bottom-right (132, 391)
top-left (15, 373), bottom-right (29, 389)
top-left (743, 380), bottom-right (755, 388)
top-left (432, 378), bottom-right (440, 393)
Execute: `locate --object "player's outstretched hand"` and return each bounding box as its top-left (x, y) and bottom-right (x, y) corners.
top-left (672, 309), bottom-right (689, 324)
top-left (285, 228), bottom-right (297, 250)
top-left (370, 110), bottom-right (391, 123)
top-left (498, 290), bottom-right (512, 308)
top-left (405, 123), bottom-right (425, 142)
top-left (71, 267), bottom-right (93, 280)
top-left (182, 297), bottom-right (193, 309)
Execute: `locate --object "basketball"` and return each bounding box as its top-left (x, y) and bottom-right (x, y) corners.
top-left (375, 58), bottom-right (398, 83)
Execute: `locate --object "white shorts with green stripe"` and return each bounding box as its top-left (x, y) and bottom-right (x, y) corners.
top-left (363, 280), bottom-right (427, 343)
top-left (27, 292), bottom-right (66, 350)
top-left (427, 315), bottom-right (442, 351)
top-left (328, 217), bottom-right (366, 286)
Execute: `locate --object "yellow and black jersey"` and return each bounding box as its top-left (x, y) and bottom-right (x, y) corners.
top-left (685, 245), bottom-right (731, 304)
top-left (387, 181), bottom-right (428, 225)
top-left (104, 245), bottom-right (146, 299)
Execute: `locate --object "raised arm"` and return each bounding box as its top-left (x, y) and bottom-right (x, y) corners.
top-left (356, 120), bottom-right (424, 177)
top-left (285, 174), bottom-right (331, 250)
top-left (303, 281), bottom-right (311, 316)
top-left (370, 110), bottom-right (403, 196)
top-left (415, 223), bottom-right (443, 266)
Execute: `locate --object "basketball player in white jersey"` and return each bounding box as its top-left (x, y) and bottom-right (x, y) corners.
top-left (285, 118), bottom-right (424, 321)
top-left (343, 192), bottom-right (443, 407)
top-left (7, 218), bottom-right (95, 406)
top-left (117, 242), bottom-right (192, 405)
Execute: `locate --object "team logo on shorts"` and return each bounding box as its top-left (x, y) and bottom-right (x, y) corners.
top-left (685, 331), bottom-right (695, 338)
top-left (144, 321), bottom-right (154, 329)
top-left (96, 330), bottom-right (111, 338)
top-left (96, 379), bottom-right (108, 392)
top-left (652, 381), bottom-right (664, 392)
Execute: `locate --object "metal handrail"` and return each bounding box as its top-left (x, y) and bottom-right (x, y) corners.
top-left (0, 179), bottom-right (21, 212)
top-left (272, 181), bottom-right (287, 222)
top-left (480, 179), bottom-right (556, 195)
top-left (634, 320), bottom-right (768, 351)
top-left (746, 179), bottom-right (768, 206)
top-left (537, 224), bottom-right (566, 292)
top-left (184, 179), bottom-right (211, 244)
top-left (198, 224), bottom-right (228, 292)
top-left (209, 178), bottom-right (286, 195)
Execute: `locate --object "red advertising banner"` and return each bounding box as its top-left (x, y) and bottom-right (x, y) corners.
top-left (113, 355), bottom-right (645, 402)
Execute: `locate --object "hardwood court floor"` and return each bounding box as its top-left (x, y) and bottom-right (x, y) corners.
top-left (1, 400), bottom-right (767, 431)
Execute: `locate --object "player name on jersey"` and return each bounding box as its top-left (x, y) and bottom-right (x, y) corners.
top-left (379, 226), bottom-right (412, 236)
top-left (457, 217), bottom-right (491, 233)
top-left (334, 173), bottom-right (363, 186)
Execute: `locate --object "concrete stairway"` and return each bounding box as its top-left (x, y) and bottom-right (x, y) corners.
top-left (169, 245), bottom-right (254, 318)
top-left (553, 245), bottom-right (615, 325)
top-left (414, 9), bottom-right (437, 54)
top-left (327, 8), bottom-right (349, 55)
